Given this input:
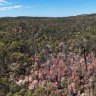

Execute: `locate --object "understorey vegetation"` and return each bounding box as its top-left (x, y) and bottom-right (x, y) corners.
top-left (0, 14), bottom-right (96, 96)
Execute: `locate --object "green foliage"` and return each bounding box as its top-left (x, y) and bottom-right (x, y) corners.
top-left (24, 90), bottom-right (34, 96)
top-left (49, 93), bottom-right (57, 96)
top-left (10, 52), bottom-right (25, 62)
top-left (33, 86), bottom-right (47, 96)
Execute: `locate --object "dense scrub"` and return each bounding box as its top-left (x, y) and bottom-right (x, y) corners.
top-left (0, 14), bottom-right (96, 96)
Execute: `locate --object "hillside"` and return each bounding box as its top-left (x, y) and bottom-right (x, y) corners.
top-left (0, 14), bottom-right (96, 96)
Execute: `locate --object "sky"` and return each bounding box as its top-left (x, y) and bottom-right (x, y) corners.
top-left (0, 0), bottom-right (96, 17)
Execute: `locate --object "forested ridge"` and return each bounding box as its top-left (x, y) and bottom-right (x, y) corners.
top-left (0, 14), bottom-right (96, 96)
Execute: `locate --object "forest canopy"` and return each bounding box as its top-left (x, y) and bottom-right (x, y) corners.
top-left (0, 14), bottom-right (96, 96)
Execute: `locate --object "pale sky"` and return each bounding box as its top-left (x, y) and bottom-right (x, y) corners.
top-left (0, 0), bottom-right (96, 17)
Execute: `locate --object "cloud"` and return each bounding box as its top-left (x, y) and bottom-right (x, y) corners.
top-left (0, 0), bottom-right (8, 6)
top-left (0, 0), bottom-right (6, 3)
top-left (0, 3), bottom-right (4, 5)
top-left (0, 5), bottom-right (22, 11)
top-left (0, 0), bottom-right (7, 4)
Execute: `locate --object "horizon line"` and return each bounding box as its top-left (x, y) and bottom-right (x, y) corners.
top-left (0, 13), bottom-right (96, 18)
